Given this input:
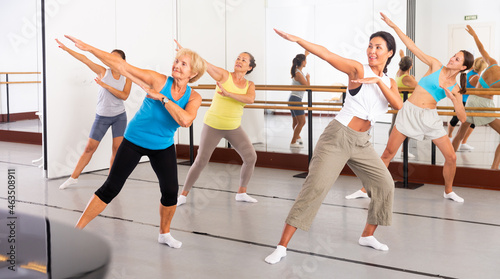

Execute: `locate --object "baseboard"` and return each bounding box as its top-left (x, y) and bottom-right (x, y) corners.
top-left (0, 111), bottom-right (39, 122)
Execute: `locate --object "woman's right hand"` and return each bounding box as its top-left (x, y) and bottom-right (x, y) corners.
top-left (380, 12), bottom-right (396, 29)
top-left (64, 35), bottom-right (92, 51)
top-left (274, 29), bottom-right (300, 42)
top-left (306, 73), bottom-right (310, 80)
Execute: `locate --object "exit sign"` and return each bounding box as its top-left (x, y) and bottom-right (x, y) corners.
top-left (464, 15), bottom-right (478, 20)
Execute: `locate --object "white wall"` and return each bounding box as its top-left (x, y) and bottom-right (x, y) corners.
top-left (0, 0), bottom-right (40, 115)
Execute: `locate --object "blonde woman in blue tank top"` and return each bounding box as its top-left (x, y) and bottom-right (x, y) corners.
top-left (452, 25), bottom-right (500, 170)
top-left (381, 13), bottom-right (473, 202)
top-left (63, 35), bottom-right (206, 249)
top-left (56, 39), bottom-right (132, 190)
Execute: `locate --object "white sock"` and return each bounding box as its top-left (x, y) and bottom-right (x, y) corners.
top-left (59, 177), bottom-right (78, 190)
top-left (359, 236), bottom-right (389, 251)
top-left (443, 191), bottom-right (464, 203)
top-left (345, 190), bottom-right (369, 200)
top-left (158, 233), bottom-right (182, 248)
top-left (235, 193), bottom-right (258, 203)
top-left (265, 245), bottom-right (287, 264)
top-left (177, 195), bottom-right (187, 206)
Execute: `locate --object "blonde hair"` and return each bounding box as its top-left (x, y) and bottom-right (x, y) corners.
top-left (473, 57), bottom-right (487, 73)
top-left (175, 48), bottom-right (206, 83)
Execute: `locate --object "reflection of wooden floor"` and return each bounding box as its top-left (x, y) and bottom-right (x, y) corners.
top-left (261, 114), bottom-right (499, 170)
top-left (0, 119), bottom-right (42, 145)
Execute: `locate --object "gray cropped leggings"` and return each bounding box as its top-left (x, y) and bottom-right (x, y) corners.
top-left (286, 119), bottom-right (394, 231)
top-left (182, 124), bottom-right (257, 192)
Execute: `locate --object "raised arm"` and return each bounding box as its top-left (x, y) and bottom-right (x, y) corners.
top-left (274, 29), bottom-right (362, 81)
top-left (95, 77), bottom-right (132, 100)
top-left (466, 25), bottom-right (498, 66)
top-left (141, 85), bottom-right (202, 127)
top-left (380, 13), bottom-right (440, 69)
top-left (56, 39), bottom-right (106, 78)
top-left (65, 35), bottom-right (166, 92)
top-left (402, 75), bottom-right (418, 88)
top-left (174, 39), bottom-right (228, 83)
top-left (216, 81), bottom-right (255, 104)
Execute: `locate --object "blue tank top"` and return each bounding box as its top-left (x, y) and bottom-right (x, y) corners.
top-left (478, 64), bottom-right (500, 89)
top-left (124, 76), bottom-right (191, 150)
top-left (417, 66), bottom-right (456, 102)
top-left (463, 70), bottom-right (478, 102)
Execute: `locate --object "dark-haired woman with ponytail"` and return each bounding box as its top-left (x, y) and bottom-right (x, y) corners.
top-left (288, 51), bottom-right (310, 148)
top-left (380, 13), bottom-right (473, 203)
top-left (265, 26), bottom-right (403, 264)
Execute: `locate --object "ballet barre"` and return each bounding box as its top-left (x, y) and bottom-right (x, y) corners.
top-left (191, 84), bottom-right (500, 187)
top-left (0, 72), bottom-right (41, 122)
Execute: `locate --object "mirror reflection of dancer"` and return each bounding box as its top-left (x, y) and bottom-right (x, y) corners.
top-left (265, 27), bottom-right (403, 264)
top-left (379, 13), bottom-right (473, 202)
top-left (288, 51), bottom-right (310, 148)
top-left (64, 36), bottom-right (206, 249)
top-left (448, 57), bottom-right (487, 151)
top-left (452, 25), bottom-right (500, 170)
top-left (56, 39), bottom-right (132, 190)
top-left (176, 41), bottom-right (258, 206)
top-left (346, 49), bottom-right (418, 200)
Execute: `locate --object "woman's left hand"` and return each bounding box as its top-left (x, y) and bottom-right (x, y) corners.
top-left (141, 84), bottom-right (164, 100)
top-left (94, 77), bottom-right (105, 87)
top-left (216, 81), bottom-right (230, 97)
top-left (441, 85), bottom-right (457, 102)
top-left (351, 77), bottom-right (380, 84)
top-left (380, 12), bottom-right (396, 28)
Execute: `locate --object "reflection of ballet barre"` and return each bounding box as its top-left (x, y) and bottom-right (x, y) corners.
top-left (0, 71), bottom-right (41, 123)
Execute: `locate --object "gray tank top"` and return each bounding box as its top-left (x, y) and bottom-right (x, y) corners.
top-left (290, 69), bottom-right (306, 99)
top-left (96, 69), bottom-right (126, 117)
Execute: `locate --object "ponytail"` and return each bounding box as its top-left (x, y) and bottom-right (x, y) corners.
top-left (291, 54), bottom-right (306, 78)
top-left (459, 72), bottom-right (467, 94)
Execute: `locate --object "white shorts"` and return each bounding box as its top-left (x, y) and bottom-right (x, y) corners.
top-left (395, 101), bottom-right (446, 141)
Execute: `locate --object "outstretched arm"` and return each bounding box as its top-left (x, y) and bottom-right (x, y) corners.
top-left (352, 77), bottom-right (403, 109)
top-left (56, 39), bottom-right (106, 78)
top-left (65, 35), bottom-right (166, 92)
top-left (141, 84), bottom-right (202, 127)
top-left (174, 39), bottom-right (228, 83)
top-left (380, 13), bottom-right (440, 69)
top-left (466, 25), bottom-right (498, 66)
top-left (95, 77), bottom-right (132, 100)
top-left (216, 81), bottom-right (255, 104)
top-left (274, 29), bottom-right (362, 81)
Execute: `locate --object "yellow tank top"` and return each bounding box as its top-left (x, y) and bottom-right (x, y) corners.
top-left (204, 74), bottom-right (249, 130)
top-left (396, 74), bottom-right (411, 99)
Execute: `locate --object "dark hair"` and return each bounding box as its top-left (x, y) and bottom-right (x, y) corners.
top-left (459, 50), bottom-right (474, 94)
top-left (398, 56), bottom-right (413, 72)
top-left (242, 52), bottom-right (256, 75)
top-left (291, 54), bottom-right (306, 78)
top-left (369, 31), bottom-right (396, 74)
top-left (112, 49), bottom-right (126, 60)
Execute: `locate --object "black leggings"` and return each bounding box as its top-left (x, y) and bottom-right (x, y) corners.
top-left (95, 138), bottom-right (178, 206)
top-left (449, 101), bottom-right (475, 128)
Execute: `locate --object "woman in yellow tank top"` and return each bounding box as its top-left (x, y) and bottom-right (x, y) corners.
top-left (176, 40), bottom-right (259, 206)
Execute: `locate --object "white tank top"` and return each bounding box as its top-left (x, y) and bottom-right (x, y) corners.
top-left (96, 69), bottom-right (126, 117)
top-left (335, 64), bottom-right (391, 126)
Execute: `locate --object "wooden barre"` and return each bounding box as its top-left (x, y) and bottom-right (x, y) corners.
top-left (0, 81), bottom-right (41, 84)
top-left (201, 99), bottom-right (343, 106)
top-left (0, 72), bottom-right (41, 75)
top-left (193, 84), bottom-right (500, 95)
